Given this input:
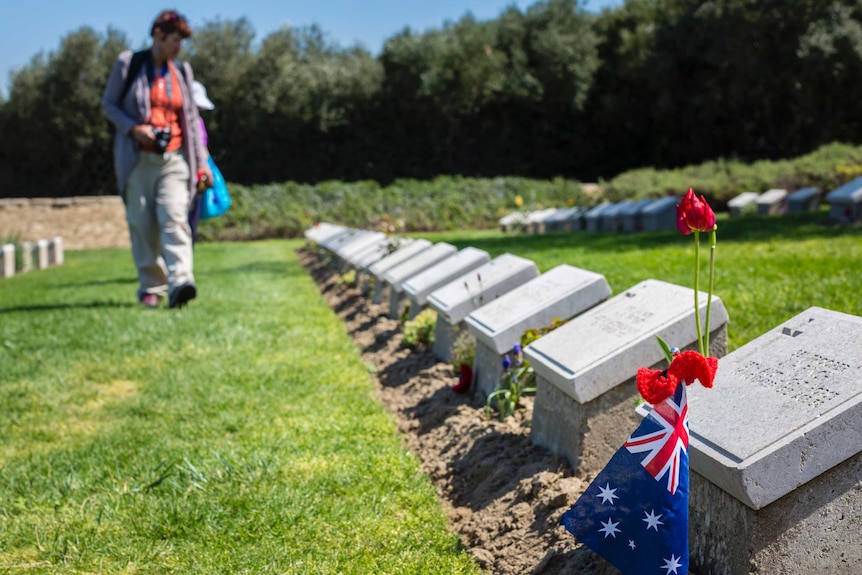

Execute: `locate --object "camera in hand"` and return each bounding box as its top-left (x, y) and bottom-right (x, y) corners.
top-left (152, 126), bottom-right (171, 153)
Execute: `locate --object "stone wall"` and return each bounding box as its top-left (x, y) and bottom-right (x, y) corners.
top-left (0, 196), bottom-right (129, 250)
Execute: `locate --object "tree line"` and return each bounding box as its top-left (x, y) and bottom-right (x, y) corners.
top-left (2, 0), bottom-right (862, 198)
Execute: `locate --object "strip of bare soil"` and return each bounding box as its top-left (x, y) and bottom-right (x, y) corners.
top-left (298, 249), bottom-right (621, 575)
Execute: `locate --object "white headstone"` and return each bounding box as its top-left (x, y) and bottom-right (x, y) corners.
top-left (619, 199), bottom-right (655, 232)
top-left (366, 239), bottom-right (433, 304)
top-left (787, 187), bottom-right (821, 213)
top-left (584, 203), bottom-right (613, 233)
top-left (427, 254), bottom-right (539, 361)
top-left (524, 279), bottom-right (728, 471)
top-left (36, 239), bottom-right (49, 270)
top-left (601, 200), bottom-right (631, 233)
top-left (543, 207), bottom-right (582, 232)
top-left (524, 208), bottom-right (559, 234)
top-left (499, 212), bottom-right (525, 232)
top-left (671, 306), bottom-right (862, 574)
top-left (755, 188), bottom-right (788, 216)
top-left (49, 236), bottom-right (64, 265)
top-left (1, 244), bottom-right (14, 278)
top-left (383, 242), bottom-right (458, 318)
top-left (335, 231), bottom-right (386, 264)
top-left (21, 241), bottom-right (34, 273)
top-left (305, 223), bottom-right (347, 244)
top-left (826, 176), bottom-right (862, 223)
top-left (466, 264), bottom-right (612, 396)
top-left (641, 196), bottom-right (679, 231)
top-left (402, 247), bottom-right (490, 319)
top-left (728, 192), bottom-right (760, 217)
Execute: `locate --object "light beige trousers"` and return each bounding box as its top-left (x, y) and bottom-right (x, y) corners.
top-left (124, 151), bottom-right (194, 299)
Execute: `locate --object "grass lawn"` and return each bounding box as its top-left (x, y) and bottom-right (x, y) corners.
top-left (420, 210), bottom-right (862, 351)
top-left (0, 241), bottom-right (479, 574)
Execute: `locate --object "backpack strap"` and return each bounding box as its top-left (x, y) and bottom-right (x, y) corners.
top-left (119, 50), bottom-right (149, 104)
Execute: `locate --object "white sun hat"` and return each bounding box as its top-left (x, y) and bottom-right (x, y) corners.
top-left (192, 81), bottom-right (215, 110)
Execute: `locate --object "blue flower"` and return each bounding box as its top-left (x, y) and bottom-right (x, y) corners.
top-left (513, 343), bottom-right (522, 355)
top-left (502, 354), bottom-right (512, 371)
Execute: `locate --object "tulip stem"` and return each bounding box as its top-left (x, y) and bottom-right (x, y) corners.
top-left (704, 227), bottom-right (717, 357)
top-left (693, 231), bottom-right (704, 356)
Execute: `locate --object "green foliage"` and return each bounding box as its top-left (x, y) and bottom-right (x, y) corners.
top-left (402, 308), bottom-right (438, 349)
top-left (520, 316), bottom-right (570, 349)
top-left (339, 269), bottom-right (357, 286)
top-left (450, 330), bottom-right (476, 371)
top-left (486, 346), bottom-right (536, 421)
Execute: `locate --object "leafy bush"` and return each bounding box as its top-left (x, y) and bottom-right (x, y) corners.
top-left (486, 344), bottom-right (536, 421)
top-left (450, 330), bottom-right (476, 373)
top-left (402, 309), bottom-right (437, 350)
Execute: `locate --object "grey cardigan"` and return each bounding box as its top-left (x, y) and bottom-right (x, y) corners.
top-left (102, 50), bottom-right (208, 198)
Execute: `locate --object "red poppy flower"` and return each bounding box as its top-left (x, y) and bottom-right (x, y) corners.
top-left (676, 188), bottom-right (716, 235)
top-left (635, 351), bottom-right (718, 404)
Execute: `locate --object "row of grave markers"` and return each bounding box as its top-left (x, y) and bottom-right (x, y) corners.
top-left (1, 237), bottom-right (65, 279)
top-left (501, 179), bottom-right (862, 234)
top-left (305, 222), bottom-right (861, 573)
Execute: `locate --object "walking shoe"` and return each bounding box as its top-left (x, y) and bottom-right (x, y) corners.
top-left (168, 283), bottom-right (197, 309)
top-left (140, 293), bottom-right (160, 309)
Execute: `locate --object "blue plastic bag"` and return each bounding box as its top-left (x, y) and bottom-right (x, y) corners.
top-left (200, 156), bottom-right (231, 220)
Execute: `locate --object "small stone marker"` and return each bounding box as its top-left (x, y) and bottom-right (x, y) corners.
top-left (499, 212), bottom-right (525, 232)
top-left (367, 239), bottom-right (432, 304)
top-left (402, 247), bottom-right (490, 320)
top-left (21, 241), bottom-right (34, 273)
top-left (1, 244), bottom-right (14, 278)
top-left (305, 223), bottom-right (347, 245)
top-left (427, 253), bottom-right (539, 362)
top-left (755, 188), bottom-right (788, 216)
top-left (826, 176), bottom-right (862, 223)
top-left (619, 199), bottom-right (655, 232)
top-left (787, 186), bottom-right (821, 213)
top-left (49, 236), bottom-right (64, 266)
top-left (641, 196), bottom-right (679, 231)
top-left (36, 239), bottom-right (49, 270)
top-left (670, 306), bottom-right (862, 574)
top-left (334, 231), bottom-right (386, 266)
top-left (600, 200), bottom-right (631, 233)
top-left (523, 279), bottom-right (728, 473)
top-left (544, 207), bottom-right (583, 232)
top-left (466, 265), bottom-right (612, 396)
top-left (383, 242), bottom-right (457, 318)
top-left (524, 208), bottom-right (559, 234)
top-left (584, 203), bottom-right (614, 233)
top-left (727, 191), bottom-right (760, 217)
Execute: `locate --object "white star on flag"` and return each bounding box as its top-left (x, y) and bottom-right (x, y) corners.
top-left (643, 509), bottom-right (664, 531)
top-left (598, 518), bottom-right (620, 538)
top-left (597, 483), bottom-right (618, 504)
top-left (662, 554), bottom-right (683, 574)
top-left (628, 539), bottom-right (636, 550)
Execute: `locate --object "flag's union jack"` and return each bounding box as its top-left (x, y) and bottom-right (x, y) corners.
top-left (624, 383), bottom-right (689, 494)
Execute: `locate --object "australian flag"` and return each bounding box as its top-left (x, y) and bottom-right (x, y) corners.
top-left (560, 382), bottom-right (689, 575)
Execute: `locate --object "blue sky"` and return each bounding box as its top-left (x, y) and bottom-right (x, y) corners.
top-left (0, 0), bottom-right (623, 97)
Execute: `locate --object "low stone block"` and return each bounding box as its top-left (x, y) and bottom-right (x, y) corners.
top-left (755, 188), bottom-right (788, 216)
top-left (667, 306), bottom-right (862, 574)
top-left (641, 196), bottom-right (679, 231)
top-left (584, 203), bottom-right (614, 233)
top-left (368, 239), bottom-right (432, 304)
top-left (524, 279), bottom-right (728, 472)
top-left (334, 232), bottom-right (386, 268)
top-left (428, 254), bottom-right (539, 362)
top-left (728, 191), bottom-right (760, 217)
top-left (619, 199), bottom-right (655, 232)
top-left (403, 247), bottom-right (490, 320)
top-left (499, 212), bottom-right (525, 232)
top-left (524, 208), bottom-right (559, 234)
top-left (383, 242), bottom-right (457, 318)
top-left (304, 222), bottom-right (346, 243)
top-left (49, 236), bottom-right (64, 265)
top-left (600, 200), bottom-right (631, 233)
top-left (826, 176), bottom-right (862, 223)
top-left (1, 244), bottom-right (14, 278)
top-left (543, 207), bottom-right (583, 232)
top-left (21, 241), bottom-right (33, 273)
top-left (36, 239), bottom-right (49, 270)
top-left (466, 265), bottom-right (611, 397)
top-left (787, 186), bottom-right (821, 213)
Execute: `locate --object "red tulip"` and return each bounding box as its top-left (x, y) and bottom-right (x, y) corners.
top-left (676, 188), bottom-right (716, 235)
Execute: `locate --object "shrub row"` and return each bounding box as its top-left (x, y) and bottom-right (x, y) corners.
top-left (200, 142), bottom-right (862, 241)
